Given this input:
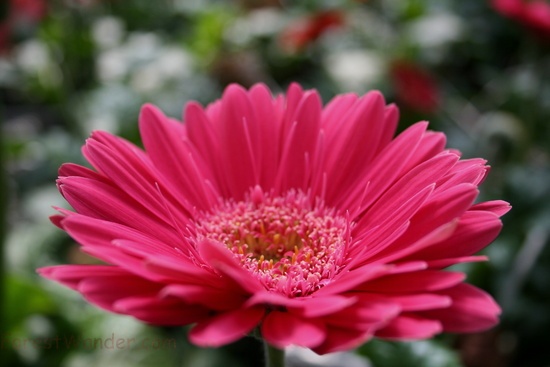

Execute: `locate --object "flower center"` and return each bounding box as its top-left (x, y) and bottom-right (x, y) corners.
top-left (196, 187), bottom-right (349, 297)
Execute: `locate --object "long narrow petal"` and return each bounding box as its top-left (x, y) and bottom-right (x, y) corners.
top-left (197, 239), bottom-right (264, 294)
top-left (189, 307), bottom-right (265, 347)
top-left (418, 283), bottom-right (501, 332)
top-left (114, 296), bottom-right (209, 325)
top-left (262, 311), bottom-right (327, 348)
top-left (140, 104), bottom-right (219, 209)
top-left (375, 315), bottom-right (442, 339)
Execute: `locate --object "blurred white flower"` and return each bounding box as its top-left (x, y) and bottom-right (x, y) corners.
top-left (155, 47), bottom-right (193, 79)
top-left (475, 111), bottom-right (526, 144)
top-left (226, 8), bottom-right (284, 45)
top-left (408, 13), bottom-right (464, 48)
top-left (325, 50), bottom-right (385, 93)
top-left (14, 40), bottom-right (61, 87)
top-left (15, 40), bottom-right (49, 73)
top-left (286, 346), bottom-right (371, 367)
top-left (0, 59), bottom-right (17, 85)
top-left (92, 16), bottom-right (126, 50)
top-left (97, 48), bottom-right (128, 83)
top-left (129, 63), bottom-right (164, 94)
top-left (126, 32), bottom-right (161, 62)
top-left (84, 114), bottom-right (119, 132)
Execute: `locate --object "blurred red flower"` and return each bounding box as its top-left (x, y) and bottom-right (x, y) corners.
top-left (0, 0), bottom-right (47, 53)
top-left (390, 61), bottom-right (440, 114)
top-left (492, 0), bottom-right (550, 36)
top-left (279, 10), bottom-right (345, 53)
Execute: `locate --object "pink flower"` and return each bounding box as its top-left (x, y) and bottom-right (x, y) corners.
top-left (38, 83), bottom-right (509, 354)
top-left (492, 0), bottom-right (550, 37)
top-left (390, 61), bottom-right (440, 114)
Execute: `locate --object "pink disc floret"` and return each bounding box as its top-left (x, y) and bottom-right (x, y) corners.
top-left (197, 187), bottom-right (349, 297)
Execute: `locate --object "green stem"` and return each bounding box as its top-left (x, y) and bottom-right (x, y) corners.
top-left (0, 100), bottom-right (7, 362)
top-left (264, 342), bottom-right (285, 367)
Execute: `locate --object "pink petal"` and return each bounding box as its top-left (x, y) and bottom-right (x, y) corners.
top-left (144, 255), bottom-right (223, 287)
top-left (184, 102), bottom-right (229, 196)
top-left (369, 219), bottom-right (459, 264)
top-left (375, 294), bottom-right (452, 312)
top-left (358, 270), bottom-right (465, 293)
top-left (470, 200), bottom-right (512, 216)
top-left (38, 265), bottom-right (168, 313)
top-left (295, 296), bottom-right (358, 318)
top-left (419, 283), bottom-right (501, 332)
top-left (78, 275), bottom-right (161, 311)
top-left (316, 264), bottom-right (390, 296)
top-left (411, 210), bottom-right (503, 260)
top-left (37, 265), bottom-right (131, 290)
top-left (426, 255), bottom-right (488, 268)
top-left (400, 131), bottom-right (447, 173)
top-left (274, 90), bottom-right (321, 193)
top-left (189, 307), bottom-right (265, 347)
top-left (359, 152), bottom-right (459, 228)
top-left (197, 239), bottom-right (264, 294)
top-left (218, 84), bottom-right (261, 198)
top-left (249, 83), bottom-right (283, 188)
top-left (335, 121), bottom-right (429, 214)
top-left (321, 93), bottom-right (359, 135)
top-left (323, 92), bottom-right (386, 192)
top-left (436, 158), bottom-right (488, 189)
top-left (322, 300), bottom-right (401, 330)
top-left (161, 283), bottom-right (246, 311)
top-left (379, 104), bottom-right (400, 145)
top-left (61, 213), bottom-right (193, 259)
top-left (245, 291), bottom-right (357, 318)
top-left (313, 327), bottom-right (372, 355)
top-left (59, 177), bottom-right (182, 247)
top-left (81, 246), bottom-right (168, 283)
top-left (114, 296), bottom-right (209, 325)
top-left (369, 183), bottom-right (479, 263)
top-left (139, 104), bottom-right (218, 209)
top-left (58, 162), bottom-right (107, 182)
top-left (83, 136), bottom-right (192, 222)
top-left (262, 311), bottom-right (327, 348)
top-left (375, 315), bottom-right (442, 339)
top-left (281, 83), bottom-right (305, 134)
top-left (354, 183), bottom-right (435, 260)
top-left (49, 213), bottom-right (65, 229)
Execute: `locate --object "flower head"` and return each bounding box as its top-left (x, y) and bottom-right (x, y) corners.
top-left (39, 83), bottom-right (509, 354)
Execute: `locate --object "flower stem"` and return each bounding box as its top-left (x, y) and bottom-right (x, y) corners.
top-left (264, 341), bottom-right (285, 367)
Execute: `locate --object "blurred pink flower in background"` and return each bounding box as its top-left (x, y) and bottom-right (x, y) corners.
top-left (492, 0), bottom-right (550, 37)
top-left (39, 83), bottom-right (509, 354)
top-left (0, 0), bottom-right (47, 52)
top-left (279, 10), bottom-right (345, 53)
top-left (390, 60), bottom-right (441, 114)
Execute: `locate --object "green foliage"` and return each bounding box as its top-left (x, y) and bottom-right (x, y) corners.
top-left (359, 339), bottom-right (463, 367)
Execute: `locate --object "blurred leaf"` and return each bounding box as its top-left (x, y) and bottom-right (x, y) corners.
top-left (358, 339), bottom-right (463, 367)
top-left (4, 275), bottom-right (57, 333)
top-left (188, 9), bottom-right (236, 64)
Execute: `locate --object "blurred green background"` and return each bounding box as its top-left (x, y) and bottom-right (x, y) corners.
top-left (1, 0), bottom-right (549, 366)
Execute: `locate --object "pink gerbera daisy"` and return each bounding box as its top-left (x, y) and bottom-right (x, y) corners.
top-left (38, 83), bottom-right (509, 356)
